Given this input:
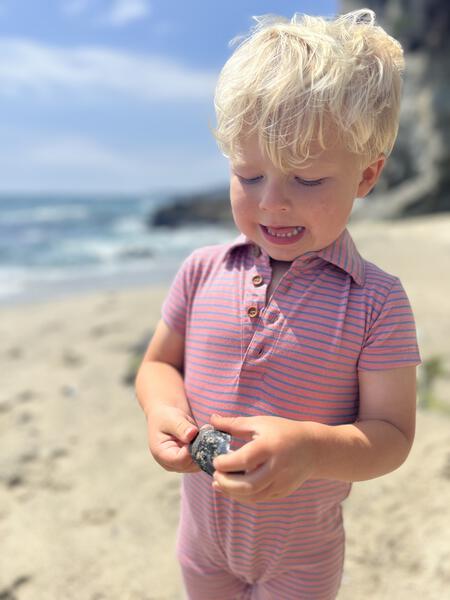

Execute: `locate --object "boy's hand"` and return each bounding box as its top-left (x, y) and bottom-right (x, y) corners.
top-left (147, 405), bottom-right (200, 473)
top-left (210, 414), bottom-right (319, 504)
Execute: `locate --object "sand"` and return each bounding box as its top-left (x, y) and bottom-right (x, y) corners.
top-left (1, 215), bottom-right (449, 600)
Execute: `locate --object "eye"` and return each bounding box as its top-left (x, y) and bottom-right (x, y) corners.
top-left (236, 175), bottom-right (263, 185)
top-left (294, 176), bottom-right (325, 187)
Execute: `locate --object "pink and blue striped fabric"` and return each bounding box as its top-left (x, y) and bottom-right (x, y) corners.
top-left (162, 228), bottom-right (421, 599)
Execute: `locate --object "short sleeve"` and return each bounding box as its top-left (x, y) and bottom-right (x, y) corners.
top-left (161, 253), bottom-right (197, 337)
top-left (358, 278), bottom-right (421, 371)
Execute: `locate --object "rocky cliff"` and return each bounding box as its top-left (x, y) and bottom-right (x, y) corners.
top-left (150, 187), bottom-right (233, 227)
top-left (343, 0), bottom-right (450, 218)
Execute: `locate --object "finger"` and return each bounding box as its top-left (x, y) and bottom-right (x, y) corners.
top-left (210, 414), bottom-right (255, 440)
top-left (213, 437), bottom-right (269, 473)
top-left (214, 475), bottom-right (274, 504)
top-left (158, 444), bottom-right (200, 473)
top-left (159, 414), bottom-right (198, 444)
top-left (213, 461), bottom-right (272, 495)
top-left (224, 481), bottom-right (279, 505)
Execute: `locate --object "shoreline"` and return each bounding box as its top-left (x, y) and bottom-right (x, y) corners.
top-left (0, 259), bottom-right (182, 308)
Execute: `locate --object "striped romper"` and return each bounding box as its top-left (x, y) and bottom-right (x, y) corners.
top-left (162, 229), bottom-right (421, 600)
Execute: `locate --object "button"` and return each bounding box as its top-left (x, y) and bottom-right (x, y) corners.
top-left (247, 306), bottom-right (259, 318)
top-left (252, 274), bottom-right (264, 287)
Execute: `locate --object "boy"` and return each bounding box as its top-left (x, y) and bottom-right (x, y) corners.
top-left (135, 9), bottom-right (421, 599)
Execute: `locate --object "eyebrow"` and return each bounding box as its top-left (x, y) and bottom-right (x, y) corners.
top-left (230, 160), bottom-right (257, 169)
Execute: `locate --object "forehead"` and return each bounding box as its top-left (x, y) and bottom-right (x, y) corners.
top-left (231, 134), bottom-right (352, 171)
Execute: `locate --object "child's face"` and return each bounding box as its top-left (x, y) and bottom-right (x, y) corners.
top-left (230, 136), bottom-right (384, 262)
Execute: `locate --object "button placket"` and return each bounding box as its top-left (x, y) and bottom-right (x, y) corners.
top-left (246, 265), bottom-right (268, 322)
top-left (240, 250), bottom-right (271, 365)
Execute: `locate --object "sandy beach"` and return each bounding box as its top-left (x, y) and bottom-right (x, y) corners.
top-left (1, 215), bottom-right (449, 600)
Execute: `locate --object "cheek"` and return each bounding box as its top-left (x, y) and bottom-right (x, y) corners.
top-left (230, 188), bottom-right (252, 219)
top-left (305, 194), bottom-right (333, 221)
top-left (308, 190), bottom-right (353, 223)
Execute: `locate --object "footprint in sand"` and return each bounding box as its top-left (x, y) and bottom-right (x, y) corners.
top-left (0, 399), bottom-right (11, 413)
top-left (0, 391), bottom-right (35, 414)
top-left (17, 411), bottom-right (34, 425)
top-left (90, 321), bottom-right (123, 338)
top-left (440, 452), bottom-right (450, 479)
top-left (81, 507), bottom-right (117, 525)
top-left (5, 473), bottom-right (25, 489)
top-left (62, 349), bottom-right (85, 367)
top-left (16, 390), bottom-right (36, 404)
top-left (5, 346), bottom-right (23, 360)
top-left (0, 575), bottom-right (32, 600)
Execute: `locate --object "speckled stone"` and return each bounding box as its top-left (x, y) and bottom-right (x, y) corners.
top-left (189, 425), bottom-right (231, 476)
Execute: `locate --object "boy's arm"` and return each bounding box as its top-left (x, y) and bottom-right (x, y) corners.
top-left (211, 366), bottom-right (416, 502)
top-left (135, 319), bottom-right (199, 472)
top-left (311, 365), bottom-right (416, 481)
top-left (136, 318), bottom-right (187, 416)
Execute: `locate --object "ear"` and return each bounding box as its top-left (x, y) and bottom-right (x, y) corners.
top-left (357, 154), bottom-right (386, 198)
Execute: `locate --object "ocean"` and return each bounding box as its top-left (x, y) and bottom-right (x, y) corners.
top-left (0, 194), bottom-right (234, 305)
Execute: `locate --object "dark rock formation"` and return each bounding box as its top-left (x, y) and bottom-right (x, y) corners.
top-left (150, 187), bottom-right (233, 228)
top-left (343, 0), bottom-right (450, 218)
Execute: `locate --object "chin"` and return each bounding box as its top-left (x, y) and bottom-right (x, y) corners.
top-left (266, 248), bottom-right (300, 262)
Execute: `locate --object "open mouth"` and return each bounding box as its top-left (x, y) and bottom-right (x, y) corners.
top-left (260, 225), bottom-right (306, 244)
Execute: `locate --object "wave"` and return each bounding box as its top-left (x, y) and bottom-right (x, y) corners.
top-left (0, 194), bottom-right (235, 303)
top-left (0, 205), bottom-right (91, 226)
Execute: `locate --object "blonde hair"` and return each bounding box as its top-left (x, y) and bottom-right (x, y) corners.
top-left (213, 9), bottom-right (404, 169)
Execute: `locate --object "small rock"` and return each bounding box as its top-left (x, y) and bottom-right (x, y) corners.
top-left (189, 425), bottom-right (232, 476)
top-left (61, 384), bottom-right (78, 398)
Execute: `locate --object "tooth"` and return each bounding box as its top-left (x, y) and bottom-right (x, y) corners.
top-left (267, 226), bottom-right (302, 238)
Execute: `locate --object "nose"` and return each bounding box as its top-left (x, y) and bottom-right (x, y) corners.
top-left (258, 180), bottom-right (290, 212)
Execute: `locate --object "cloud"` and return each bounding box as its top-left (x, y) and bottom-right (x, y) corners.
top-left (101, 0), bottom-right (151, 27)
top-left (28, 135), bottom-right (127, 171)
top-left (0, 37), bottom-right (217, 102)
top-left (61, 0), bottom-right (92, 17)
top-left (62, 1), bottom-right (151, 27)
top-left (0, 133), bottom-right (228, 193)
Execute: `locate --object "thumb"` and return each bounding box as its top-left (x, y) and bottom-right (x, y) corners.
top-left (210, 414), bottom-right (254, 439)
top-left (171, 415), bottom-right (198, 444)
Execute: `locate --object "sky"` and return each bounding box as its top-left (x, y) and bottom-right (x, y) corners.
top-left (0, 0), bottom-right (338, 195)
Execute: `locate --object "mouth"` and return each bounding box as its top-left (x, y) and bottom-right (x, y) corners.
top-left (260, 225), bottom-right (306, 245)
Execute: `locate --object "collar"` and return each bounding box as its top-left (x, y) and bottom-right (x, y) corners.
top-left (225, 228), bottom-right (366, 286)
